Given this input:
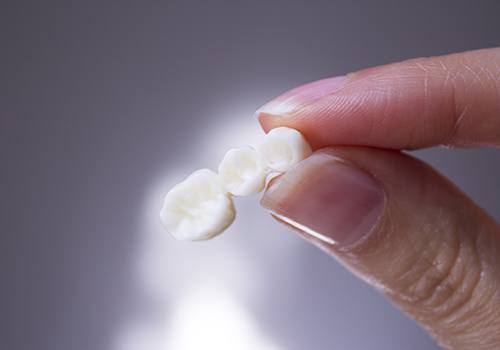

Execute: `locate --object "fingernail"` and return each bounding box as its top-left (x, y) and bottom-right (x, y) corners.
top-left (254, 76), bottom-right (346, 119)
top-left (260, 152), bottom-right (385, 247)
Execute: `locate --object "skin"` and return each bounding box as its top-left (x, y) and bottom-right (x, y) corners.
top-left (255, 47), bottom-right (500, 349)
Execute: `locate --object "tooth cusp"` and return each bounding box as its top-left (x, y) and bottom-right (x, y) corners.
top-left (257, 127), bottom-right (312, 172)
top-left (160, 169), bottom-right (235, 241)
top-left (218, 146), bottom-right (267, 196)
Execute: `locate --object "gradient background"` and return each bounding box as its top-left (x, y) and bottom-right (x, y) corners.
top-left (2, 1), bottom-right (500, 349)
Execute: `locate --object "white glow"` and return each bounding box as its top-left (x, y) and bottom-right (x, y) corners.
top-left (113, 106), bottom-right (299, 350)
top-left (113, 323), bottom-right (164, 350)
top-left (199, 112), bottom-right (264, 166)
top-left (164, 285), bottom-right (280, 350)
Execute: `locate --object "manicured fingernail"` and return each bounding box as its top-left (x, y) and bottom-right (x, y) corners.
top-left (260, 152), bottom-right (385, 247)
top-left (254, 76), bottom-right (346, 119)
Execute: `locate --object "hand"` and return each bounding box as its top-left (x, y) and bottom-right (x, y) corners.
top-left (255, 47), bottom-right (500, 349)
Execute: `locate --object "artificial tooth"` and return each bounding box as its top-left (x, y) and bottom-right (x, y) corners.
top-left (160, 169), bottom-right (235, 241)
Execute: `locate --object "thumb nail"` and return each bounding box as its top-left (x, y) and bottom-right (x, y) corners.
top-left (260, 151), bottom-right (385, 247)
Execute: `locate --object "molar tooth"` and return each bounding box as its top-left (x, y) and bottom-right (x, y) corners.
top-left (160, 127), bottom-right (312, 240)
top-left (160, 169), bottom-right (235, 241)
top-left (218, 146), bottom-right (267, 196)
top-left (257, 127), bottom-right (312, 172)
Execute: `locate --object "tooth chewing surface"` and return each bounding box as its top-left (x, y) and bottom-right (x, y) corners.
top-left (218, 146), bottom-right (267, 196)
top-left (159, 169), bottom-right (235, 241)
top-left (257, 127), bottom-right (312, 172)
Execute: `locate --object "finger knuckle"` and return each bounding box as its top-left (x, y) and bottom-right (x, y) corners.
top-left (398, 223), bottom-right (484, 323)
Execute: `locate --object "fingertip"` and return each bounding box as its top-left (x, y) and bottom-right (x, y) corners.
top-left (260, 150), bottom-right (386, 247)
top-left (255, 76), bottom-right (348, 133)
top-left (255, 48), bottom-right (500, 149)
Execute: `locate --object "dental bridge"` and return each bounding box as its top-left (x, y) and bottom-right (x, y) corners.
top-left (160, 127), bottom-right (312, 241)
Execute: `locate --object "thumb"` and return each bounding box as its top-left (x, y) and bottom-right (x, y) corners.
top-left (261, 147), bottom-right (500, 350)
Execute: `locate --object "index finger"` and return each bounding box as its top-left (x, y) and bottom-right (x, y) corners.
top-left (256, 47), bottom-right (500, 150)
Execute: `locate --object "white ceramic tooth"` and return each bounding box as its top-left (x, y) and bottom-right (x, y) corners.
top-left (218, 146), bottom-right (267, 196)
top-left (160, 169), bottom-right (235, 241)
top-left (257, 127), bottom-right (312, 172)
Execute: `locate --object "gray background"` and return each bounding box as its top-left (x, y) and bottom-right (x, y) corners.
top-left (1, 1), bottom-right (499, 349)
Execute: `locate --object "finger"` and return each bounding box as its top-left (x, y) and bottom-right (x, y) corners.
top-left (261, 148), bottom-right (500, 349)
top-left (256, 47), bottom-right (500, 149)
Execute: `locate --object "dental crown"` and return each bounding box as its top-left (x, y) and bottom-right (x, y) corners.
top-left (160, 127), bottom-right (312, 241)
